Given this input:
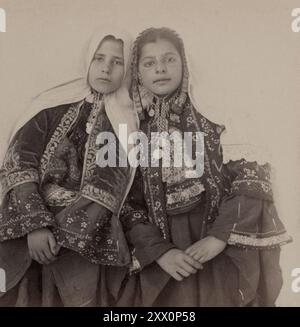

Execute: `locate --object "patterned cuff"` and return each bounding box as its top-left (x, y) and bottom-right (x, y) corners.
top-left (0, 187), bottom-right (55, 241)
top-left (53, 207), bottom-right (123, 265)
top-left (0, 169), bottom-right (39, 200)
top-left (227, 231), bottom-right (292, 249)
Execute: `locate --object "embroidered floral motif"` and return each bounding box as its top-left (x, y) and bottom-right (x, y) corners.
top-left (53, 216), bottom-right (120, 265)
top-left (78, 241), bottom-right (86, 249)
top-left (186, 114), bottom-right (194, 128)
top-left (52, 204), bottom-right (121, 264)
top-left (169, 113), bottom-right (180, 123)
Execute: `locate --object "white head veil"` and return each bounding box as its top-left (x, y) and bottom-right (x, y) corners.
top-left (1, 25), bottom-right (136, 161)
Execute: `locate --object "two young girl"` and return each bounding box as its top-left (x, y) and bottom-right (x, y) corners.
top-left (0, 26), bottom-right (291, 307)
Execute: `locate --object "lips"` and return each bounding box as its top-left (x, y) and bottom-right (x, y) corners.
top-left (153, 78), bottom-right (171, 84)
top-left (97, 77), bottom-right (111, 83)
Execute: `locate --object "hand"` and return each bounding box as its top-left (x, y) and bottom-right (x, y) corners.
top-left (185, 236), bottom-right (226, 264)
top-left (156, 248), bottom-right (203, 281)
top-left (27, 228), bottom-right (60, 265)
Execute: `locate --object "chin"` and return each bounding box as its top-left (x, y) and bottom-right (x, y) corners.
top-left (153, 88), bottom-right (173, 96)
top-left (95, 86), bottom-right (114, 94)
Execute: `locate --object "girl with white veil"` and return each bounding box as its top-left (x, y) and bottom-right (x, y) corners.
top-left (0, 27), bottom-right (138, 306)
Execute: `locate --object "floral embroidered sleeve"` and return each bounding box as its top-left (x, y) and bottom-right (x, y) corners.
top-left (207, 159), bottom-right (292, 249)
top-left (120, 170), bottom-right (175, 271)
top-left (0, 108), bottom-right (67, 241)
top-left (0, 182), bottom-right (54, 241)
top-left (52, 198), bottom-right (123, 265)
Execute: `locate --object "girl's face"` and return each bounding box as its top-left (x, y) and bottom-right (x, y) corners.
top-left (138, 38), bottom-right (183, 97)
top-left (88, 38), bottom-right (125, 94)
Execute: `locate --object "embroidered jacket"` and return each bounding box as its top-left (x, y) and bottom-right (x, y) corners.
top-left (0, 100), bottom-right (135, 266)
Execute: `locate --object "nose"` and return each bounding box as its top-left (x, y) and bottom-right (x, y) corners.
top-left (155, 61), bottom-right (167, 74)
top-left (101, 61), bottom-right (111, 74)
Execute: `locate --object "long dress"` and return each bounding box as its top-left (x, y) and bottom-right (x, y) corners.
top-left (0, 99), bottom-right (131, 306)
top-left (107, 97), bottom-right (291, 307)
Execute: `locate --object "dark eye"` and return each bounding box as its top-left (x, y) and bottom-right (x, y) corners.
top-left (167, 56), bottom-right (176, 63)
top-left (144, 60), bottom-right (155, 68)
top-left (95, 56), bottom-right (104, 62)
top-left (114, 59), bottom-right (124, 66)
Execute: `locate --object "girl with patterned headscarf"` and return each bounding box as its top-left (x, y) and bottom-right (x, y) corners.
top-left (0, 27), bottom-right (138, 306)
top-left (111, 27), bottom-right (291, 307)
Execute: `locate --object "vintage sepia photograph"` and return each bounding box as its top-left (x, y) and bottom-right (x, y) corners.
top-left (0, 0), bottom-right (299, 309)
